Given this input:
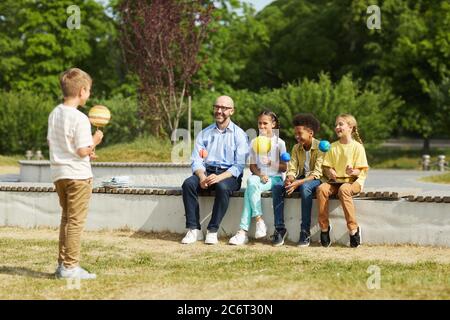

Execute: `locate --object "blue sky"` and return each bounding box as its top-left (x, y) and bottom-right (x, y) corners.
top-left (246, 0), bottom-right (273, 12)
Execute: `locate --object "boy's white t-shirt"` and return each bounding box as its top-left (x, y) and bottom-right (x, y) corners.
top-left (249, 135), bottom-right (287, 177)
top-left (47, 104), bottom-right (94, 182)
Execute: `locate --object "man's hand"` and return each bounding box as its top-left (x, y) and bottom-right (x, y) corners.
top-left (260, 175), bottom-right (269, 184)
top-left (285, 179), bottom-right (304, 195)
top-left (205, 174), bottom-right (221, 186)
top-left (93, 129), bottom-right (104, 146)
top-left (199, 173), bottom-right (209, 189)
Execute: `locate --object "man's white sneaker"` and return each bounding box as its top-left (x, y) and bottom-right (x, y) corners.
top-left (255, 219), bottom-right (267, 239)
top-left (229, 230), bottom-right (249, 245)
top-left (205, 230), bottom-right (218, 245)
top-left (56, 266), bottom-right (96, 280)
top-left (181, 229), bottom-right (204, 244)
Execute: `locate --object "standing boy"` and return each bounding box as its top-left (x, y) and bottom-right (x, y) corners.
top-left (48, 68), bottom-right (103, 279)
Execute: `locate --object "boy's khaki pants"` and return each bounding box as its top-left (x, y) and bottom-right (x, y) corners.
top-left (55, 178), bottom-right (93, 269)
top-left (316, 182), bottom-right (361, 232)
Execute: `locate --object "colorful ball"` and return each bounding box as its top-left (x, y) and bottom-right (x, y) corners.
top-left (319, 140), bottom-right (331, 152)
top-left (252, 136), bottom-right (272, 155)
top-left (280, 152), bottom-right (291, 162)
top-left (199, 149), bottom-right (208, 159)
top-left (88, 105), bottom-right (111, 127)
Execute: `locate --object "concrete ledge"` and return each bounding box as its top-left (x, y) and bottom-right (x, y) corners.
top-left (0, 188), bottom-right (449, 247)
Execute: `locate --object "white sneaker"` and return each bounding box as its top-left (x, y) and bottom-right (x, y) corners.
top-left (229, 230), bottom-right (249, 245)
top-left (255, 219), bottom-right (267, 239)
top-left (181, 229), bottom-right (204, 244)
top-left (205, 230), bottom-right (218, 245)
top-left (56, 265), bottom-right (96, 280)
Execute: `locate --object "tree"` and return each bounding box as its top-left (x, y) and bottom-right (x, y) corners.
top-left (0, 0), bottom-right (122, 97)
top-left (119, 0), bottom-right (214, 138)
top-left (358, 0), bottom-right (450, 149)
top-left (195, 0), bottom-right (269, 92)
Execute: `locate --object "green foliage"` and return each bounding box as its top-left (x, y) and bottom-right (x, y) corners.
top-left (0, 91), bottom-right (143, 155)
top-left (189, 74), bottom-right (402, 149)
top-left (89, 95), bottom-right (143, 147)
top-left (0, 0), bottom-right (123, 98)
top-left (0, 91), bottom-right (53, 154)
top-left (195, 0), bottom-right (269, 92)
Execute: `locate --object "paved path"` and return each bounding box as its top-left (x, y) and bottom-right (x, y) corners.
top-left (364, 169), bottom-right (450, 196)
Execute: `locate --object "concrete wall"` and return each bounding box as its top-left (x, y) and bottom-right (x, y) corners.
top-left (19, 161), bottom-right (254, 187)
top-left (1, 190), bottom-right (449, 247)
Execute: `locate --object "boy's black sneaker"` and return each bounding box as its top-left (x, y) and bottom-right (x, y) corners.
top-left (350, 227), bottom-right (362, 248)
top-left (320, 225), bottom-right (332, 247)
top-left (271, 228), bottom-right (288, 247)
top-left (297, 230), bottom-right (311, 247)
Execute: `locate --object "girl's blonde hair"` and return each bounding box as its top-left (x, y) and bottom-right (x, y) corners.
top-left (336, 113), bottom-right (363, 144)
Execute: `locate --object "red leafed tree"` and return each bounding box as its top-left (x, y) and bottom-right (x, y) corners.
top-left (119, 0), bottom-right (214, 138)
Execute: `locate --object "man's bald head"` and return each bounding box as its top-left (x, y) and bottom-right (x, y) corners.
top-left (214, 96), bottom-right (234, 109)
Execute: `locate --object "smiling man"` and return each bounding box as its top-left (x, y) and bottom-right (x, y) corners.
top-left (181, 96), bottom-right (249, 245)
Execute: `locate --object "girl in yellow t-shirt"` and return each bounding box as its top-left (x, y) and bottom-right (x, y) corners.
top-left (316, 114), bottom-right (369, 248)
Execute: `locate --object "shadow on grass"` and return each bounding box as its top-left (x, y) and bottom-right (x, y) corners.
top-left (130, 230), bottom-right (181, 243)
top-left (0, 266), bottom-right (54, 279)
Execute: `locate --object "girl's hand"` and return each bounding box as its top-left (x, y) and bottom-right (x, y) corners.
top-left (260, 175), bottom-right (269, 184)
top-left (346, 165), bottom-right (360, 176)
top-left (327, 168), bottom-right (337, 181)
top-left (260, 156), bottom-right (271, 166)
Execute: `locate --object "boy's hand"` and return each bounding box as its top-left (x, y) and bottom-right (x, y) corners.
top-left (260, 175), bottom-right (269, 184)
top-left (199, 177), bottom-right (209, 189)
top-left (285, 179), bottom-right (304, 195)
top-left (89, 151), bottom-right (98, 161)
top-left (284, 176), bottom-right (295, 187)
top-left (93, 130), bottom-right (104, 146)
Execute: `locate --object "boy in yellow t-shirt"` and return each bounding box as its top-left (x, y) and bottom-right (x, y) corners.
top-left (316, 114), bottom-right (369, 248)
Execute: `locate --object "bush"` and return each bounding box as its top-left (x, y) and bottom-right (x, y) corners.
top-left (89, 95), bottom-right (143, 147)
top-left (188, 73), bottom-right (403, 149)
top-left (0, 91), bottom-right (143, 155)
top-left (0, 91), bottom-right (53, 155)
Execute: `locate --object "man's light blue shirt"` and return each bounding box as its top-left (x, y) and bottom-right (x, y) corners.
top-left (191, 121), bottom-right (249, 178)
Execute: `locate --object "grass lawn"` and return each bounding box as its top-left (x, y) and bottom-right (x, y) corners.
top-left (0, 155), bottom-right (21, 174)
top-left (95, 136), bottom-right (173, 162)
top-left (0, 227), bottom-right (449, 300)
top-left (366, 147), bottom-right (450, 170)
top-left (420, 172), bottom-right (450, 184)
top-left (2, 138), bottom-right (450, 169)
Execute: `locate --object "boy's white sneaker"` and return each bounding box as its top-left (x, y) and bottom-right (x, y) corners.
top-left (205, 230), bottom-right (218, 245)
top-left (56, 265), bottom-right (96, 280)
top-left (181, 229), bottom-right (204, 244)
top-left (229, 230), bottom-right (249, 245)
top-left (255, 219), bottom-right (267, 239)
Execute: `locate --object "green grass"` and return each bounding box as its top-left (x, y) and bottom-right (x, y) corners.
top-left (420, 172), bottom-right (450, 184)
top-left (366, 147), bottom-right (450, 170)
top-left (0, 155), bottom-right (21, 167)
top-left (2, 138), bottom-right (449, 168)
top-left (0, 227), bottom-right (449, 299)
top-left (95, 136), bottom-right (173, 162)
